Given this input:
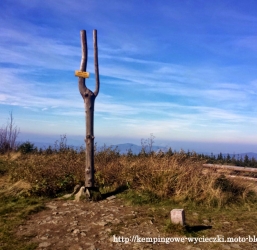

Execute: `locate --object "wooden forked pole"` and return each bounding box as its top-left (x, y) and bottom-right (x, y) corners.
top-left (75, 30), bottom-right (100, 197)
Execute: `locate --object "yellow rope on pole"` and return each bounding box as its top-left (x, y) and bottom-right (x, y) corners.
top-left (75, 70), bottom-right (90, 78)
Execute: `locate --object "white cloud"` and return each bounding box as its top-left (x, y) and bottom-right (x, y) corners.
top-left (0, 28), bottom-right (79, 70)
top-left (1, 0), bottom-right (257, 151)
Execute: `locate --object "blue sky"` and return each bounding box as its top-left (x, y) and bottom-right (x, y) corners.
top-left (1, 0), bottom-right (257, 153)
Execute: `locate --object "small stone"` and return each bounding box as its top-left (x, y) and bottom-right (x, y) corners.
top-left (236, 228), bottom-right (244, 231)
top-left (97, 221), bottom-right (107, 226)
top-left (81, 228), bottom-right (90, 232)
top-left (38, 242), bottom-right (51, 248)
top-left (223, 221), bottom-right (230, 225)
top-left (68, 244), bottom-right (81, 250)
top-left (230, 244), bottom-right (241, 249)
top-left (113, 219), bottom-right (121, 224)
top-left (221, 245), bottom-right (231, 249)
top-left (62, 194), bottom-right (72, 198)
top-left (45, 216), bottom-right (52, 221)
top-left (46, 205), bottom-right (57, 210)
top-left (106, 195), bottom-right (116, 200)
top-left (87, 245), bottom-right (97, 250)
top-left (70, 221), bottom-right (79, 226)
top-left (78, 211), bottom-right (87, 216)
top-left (100, 236), bottom-right (107, 241)
top-left (203, 219), bottom-right (209, 224)
top-left (73, 229), bottom-right (80, 234)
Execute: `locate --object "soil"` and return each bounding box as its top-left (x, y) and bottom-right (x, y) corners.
top-left (17, 196), bottom-right (169, 250)
top-left (15, 196), bottom-right (257, 250)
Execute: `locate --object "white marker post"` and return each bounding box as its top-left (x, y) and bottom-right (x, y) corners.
top-left (170, 209), bottom-right (186, 226)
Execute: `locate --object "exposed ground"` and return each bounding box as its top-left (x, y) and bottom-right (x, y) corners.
top-left (12, 192), bottom-right (257, 250)
top-left (1, 176), bottom-right (257, 250)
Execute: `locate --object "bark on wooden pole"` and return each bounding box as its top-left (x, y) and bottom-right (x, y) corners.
top-left (76, 30), bottom-right (100, 191)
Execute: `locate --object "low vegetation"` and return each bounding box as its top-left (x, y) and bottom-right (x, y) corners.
top-left (0, 113), bottom-right (257, 248)
top-left (2, 140), bottom-right (256, 207)
top-left (0, 158), bottom-right (46, 250)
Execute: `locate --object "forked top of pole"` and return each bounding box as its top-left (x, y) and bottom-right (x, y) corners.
top-left (75, 29), bottom-right (100, 98)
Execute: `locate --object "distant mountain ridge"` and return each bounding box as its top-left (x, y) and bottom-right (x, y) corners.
top-left (108, 143), bottom-right (257, 159)
top-left (29, 141), bottom-right (257, 159)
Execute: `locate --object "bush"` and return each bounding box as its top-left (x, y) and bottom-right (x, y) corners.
top-left (18, 141), bottom-right (37, 154)
top-left (9, 150), bottom-right (85, 196)
top-left (6, 144), bottom-right (256, 207)
top-left (94, 151), bottom-right (255, 207)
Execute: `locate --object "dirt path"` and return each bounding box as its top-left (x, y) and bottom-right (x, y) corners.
top-left (17, 196), bottom-right (168, 250)
top-left (15, 196), bottom-right (257, 250)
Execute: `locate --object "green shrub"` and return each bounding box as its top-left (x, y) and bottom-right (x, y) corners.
top-left (18, 141), bottom-right (36, 154)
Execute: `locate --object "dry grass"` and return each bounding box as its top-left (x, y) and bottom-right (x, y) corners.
top-left (3, 147), bottom-right (256, 208)
top-left (8, 150), bottom-right (85, 196)
top-left (96, 152), bottom-right (255, 207)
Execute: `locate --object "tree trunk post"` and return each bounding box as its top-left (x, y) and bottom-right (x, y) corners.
top-left (75, 30), bottom-right (100, 198)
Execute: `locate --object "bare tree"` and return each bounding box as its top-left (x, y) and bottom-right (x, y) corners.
top-left (0, 112), bottom-right (20, 154)
top-left (148, 133), bottom-right (155, 153)
top-left (140, 133), bottom-right (155, 155)
top-left (76, 30), bottom-right (100, 197)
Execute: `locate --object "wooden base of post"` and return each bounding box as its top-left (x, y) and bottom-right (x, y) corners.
top-left (85, 187), bottom-right (102, 201)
